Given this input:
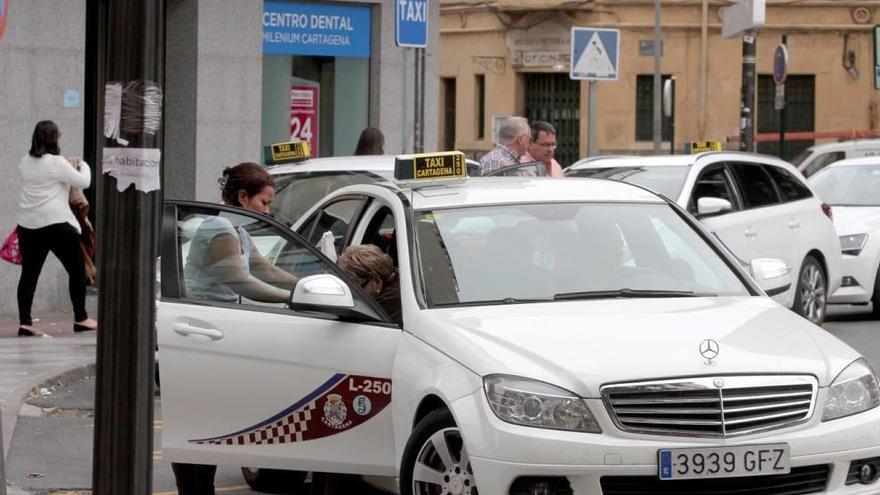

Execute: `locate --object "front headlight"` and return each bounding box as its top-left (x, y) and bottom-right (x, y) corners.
top-left (840, 234), bottom-right (868, 256)
top-left (483, 374), bottom-right (601, 433)
top-left (822, 359), bottom-right (880, 422)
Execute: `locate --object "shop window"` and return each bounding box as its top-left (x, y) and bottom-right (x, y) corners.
top-left (635, 75), bottom-right (672, 142)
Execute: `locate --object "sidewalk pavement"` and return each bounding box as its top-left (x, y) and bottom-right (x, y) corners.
top-left (0, 307), bottom-right (98, 494)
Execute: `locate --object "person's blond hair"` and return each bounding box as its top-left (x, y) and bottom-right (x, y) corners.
top-left (336, 244), bottom-right (393, 287)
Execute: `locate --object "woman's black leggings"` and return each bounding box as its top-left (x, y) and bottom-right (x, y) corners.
top-left (17, 222), bottom-right (88, 326)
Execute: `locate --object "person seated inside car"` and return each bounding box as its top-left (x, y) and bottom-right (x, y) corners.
top-left (336, 244), bottom-right (401, 324)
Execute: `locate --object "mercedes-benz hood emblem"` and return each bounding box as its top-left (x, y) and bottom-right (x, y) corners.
top-left (700, 339), bottom-right (720, 365)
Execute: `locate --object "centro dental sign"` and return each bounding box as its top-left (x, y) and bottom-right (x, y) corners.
top-left (263, 1), bottom-right (371, 58)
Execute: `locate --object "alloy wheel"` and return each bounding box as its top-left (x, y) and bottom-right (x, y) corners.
top-left (412, 427), bottom-right (477, 495)
top-left (799, 262), bottom-right (826, 324)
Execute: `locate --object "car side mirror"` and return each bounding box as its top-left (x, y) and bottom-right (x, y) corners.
top-left (749, 258), bottom-right (792, 296)
top-left (291, 274), bottom-right (355, 309)
top-left (289, 273), bottom-right (386, 323)
top-left (697, 197), bottom-right (733, 216)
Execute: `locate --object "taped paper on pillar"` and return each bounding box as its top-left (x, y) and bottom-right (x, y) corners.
top-left (102, 147), bottom-right (161, 193)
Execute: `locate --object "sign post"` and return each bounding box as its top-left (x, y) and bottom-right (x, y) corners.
top-left (720, 0), bottom-right (765, 153)
top-left (873, 25), bottom-right (880, 90)
top-left (774, 38), bottom-right (789, 159)
top-left (570, 27), bottom-right (620, 157)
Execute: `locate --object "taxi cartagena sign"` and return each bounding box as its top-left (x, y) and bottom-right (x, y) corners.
top-left (264, 140), bottom-right (311, 166)
top-left (396, 0), bottom-right (428, 48)
top-left (688, 140), bottom-right (723, 153)
top-left (395, 151), bottom-right (466, 181)
top-left (0, 0), bottom-right (7, 42)
top-left (263, 1), bottom-right (371, 58)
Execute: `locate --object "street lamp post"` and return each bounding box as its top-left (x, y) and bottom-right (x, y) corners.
top-left (92, 0), bottom-right (164, 493)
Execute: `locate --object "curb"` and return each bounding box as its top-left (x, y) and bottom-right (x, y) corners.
top-left (1, 361), bottom-right (95, 461)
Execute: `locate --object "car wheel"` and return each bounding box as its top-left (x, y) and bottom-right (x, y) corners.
top-left (400, 409), bottom-right (477, 495)
top-left (240, 467), bottom-right (307, 494)
top-left (871, 266), bottom-right (880, 319)
top-left (793, 255), bottom-right (826, 325)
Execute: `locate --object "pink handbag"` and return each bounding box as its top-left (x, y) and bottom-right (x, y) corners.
top-left (1, 227), bottom-right (21, 265)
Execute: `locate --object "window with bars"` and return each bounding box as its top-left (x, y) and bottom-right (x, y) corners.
top-left (757, 74), bottom-right (815, 161)
top-left (524, 73), bottom-right (580, 167)
top-left (635, 75), bottom-right (673, 142)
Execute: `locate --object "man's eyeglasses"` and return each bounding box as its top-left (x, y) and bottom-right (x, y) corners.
top-left (534, 141), bottom-right (557, 148)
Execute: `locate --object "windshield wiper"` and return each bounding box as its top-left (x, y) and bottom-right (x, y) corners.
top-left (435, 297), bottom-right (553, 307)
top-left (553, 289), bottom-right (702, 300)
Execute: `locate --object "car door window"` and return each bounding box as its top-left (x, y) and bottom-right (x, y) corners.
top-left (764, 165), bottom-right (812, 202)
top-left (271, 171), bottom-right (386, 226)
top-left (301, 198), bottom-right (367, 257)
top-left (689, 165), bottom-right (738, 214)
top-left (360, 206), bottom-right (398, 267)
top-left (173, 203), bottom-right (339, 309)
top-left (729, 162), bottom-right (781, 209)
top-left (803, 151), bottom-right (844, 177)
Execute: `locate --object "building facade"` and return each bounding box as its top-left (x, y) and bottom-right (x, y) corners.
top-left (439, 0), bottom-right (880, 166)
top-left (0, 0), bottom-right (438, 317)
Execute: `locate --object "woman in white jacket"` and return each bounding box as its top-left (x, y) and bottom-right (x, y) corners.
top-left (16, 120), bottom-right (97, 336)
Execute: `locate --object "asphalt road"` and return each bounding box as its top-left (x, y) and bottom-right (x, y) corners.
top-left (4, 304), bottom-right (879, 495)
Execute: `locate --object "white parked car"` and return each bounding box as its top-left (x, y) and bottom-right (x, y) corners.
top-left (158, 155), bottom-right (880, 495)
top-left (793, 139), bottom-right (880, 178)
top-left (808, 157), bottom-right (880, 317)
top-left (566, 152), bottom-right (842, 324)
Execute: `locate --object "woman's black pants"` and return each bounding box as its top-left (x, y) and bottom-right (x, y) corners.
top-left (17, 222), bottom-right (88, 326)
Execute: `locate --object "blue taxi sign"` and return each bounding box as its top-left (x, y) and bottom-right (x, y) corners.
top-left (394, 151), bottom-right (466, 181)
top-left (264, 140), bottom-right (311, 165)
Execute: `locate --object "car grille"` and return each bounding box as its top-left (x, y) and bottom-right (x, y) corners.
top-left (600, 464), bottom-right (829, 495)
top-left (601, 375), bottom-right (817, 437)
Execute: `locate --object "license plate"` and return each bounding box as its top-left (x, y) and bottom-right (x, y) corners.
top-left (658, 443), bottom-right (790, 480)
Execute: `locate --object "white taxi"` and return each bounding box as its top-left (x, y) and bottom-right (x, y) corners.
top-left (158, 152), bottom-right (880, 495)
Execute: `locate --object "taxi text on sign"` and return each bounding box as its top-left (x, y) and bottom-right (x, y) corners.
top-left (263, 1), bottom-right (371, 57)
top-left (394, 151), bottom-right (466, 181)
top-left (569, 27), bottom-right (620, 80)
top-left (396, 0), bottom-right (428, 48)
top-left (265, 141), bottom-right (311, 166)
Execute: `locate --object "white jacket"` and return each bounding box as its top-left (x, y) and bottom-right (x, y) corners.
top-left (17, 154), bottom-right (91, 233)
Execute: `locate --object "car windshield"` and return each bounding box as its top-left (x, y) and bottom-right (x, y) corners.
top-left (414, 202), bottom-right (749, 307)
top-left (809, 165), bottom-right (880, 206)
top-left (566, 166), bottom-right (688, 199)
top-left (270, 170), bottom-right (391, 225)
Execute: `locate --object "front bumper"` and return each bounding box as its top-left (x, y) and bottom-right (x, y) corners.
top-left (828, 254), bottom-right (878, 304)
top-left (454, 389), bottom-right (880, 494)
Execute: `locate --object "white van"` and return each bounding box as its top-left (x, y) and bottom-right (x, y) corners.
top-left (794, 139), bottom-right (880, 177)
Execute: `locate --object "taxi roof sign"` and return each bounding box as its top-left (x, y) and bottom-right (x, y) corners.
top-left (264, 140), bottom-right (311, 165)
top-left (688, 140), bottom-right (723, 154)
top-left (394, 151), bottom-right (467, 182)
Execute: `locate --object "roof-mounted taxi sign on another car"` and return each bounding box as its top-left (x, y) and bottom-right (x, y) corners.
top-left (264, 140), bottom-right (311, 166)
top-left (393, 150), bottom-right (467, 185)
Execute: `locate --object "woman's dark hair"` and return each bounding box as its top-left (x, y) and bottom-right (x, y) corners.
top-left (218, 162), bottom-right (275, 207)
top-left (354, 127), bottom-right (385, 156)
top-left (29, 120), bottom-right (61, 158)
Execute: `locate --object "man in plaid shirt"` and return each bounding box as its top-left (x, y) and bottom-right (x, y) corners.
top-left (479, 116), bottom-right (531, 175)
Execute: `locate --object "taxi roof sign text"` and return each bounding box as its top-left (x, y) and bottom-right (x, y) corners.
top-left (264, 140), bottom-right (311, 165)
top-left (395, 151), bottom-right (467, 182)
top-left (688, 140), bottom-right (723, 154)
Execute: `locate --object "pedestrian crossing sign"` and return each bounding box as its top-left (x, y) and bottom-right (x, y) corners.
top-left (570, 27), bottom-right (620, 80)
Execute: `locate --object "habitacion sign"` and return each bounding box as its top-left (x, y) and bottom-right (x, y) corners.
top-left (263, 1), bottom-right (371, 58)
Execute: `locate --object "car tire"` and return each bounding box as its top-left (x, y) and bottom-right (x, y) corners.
top-left (793, 255), bottom-right (827, 325)
top-left (871, 266), bottom-right (880, 319)
top-left (240, 467), bottom-right (307, 494)
top-left (400, 409), bottom-right (477, 495)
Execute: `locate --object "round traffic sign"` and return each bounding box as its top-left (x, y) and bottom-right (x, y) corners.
top-left (773, 43), bottom-right (789, 85)
top-left (0, 0), bottom-right (7, 42)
